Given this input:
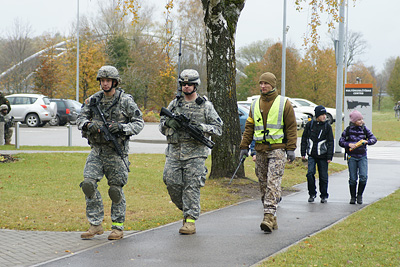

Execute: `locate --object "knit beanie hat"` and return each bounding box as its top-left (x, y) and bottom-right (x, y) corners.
top-left (259, 72), bottom-right (276, 88)
top-left (314, 105), bottom-right (326, 118)
top-left (350, 110), bottom-right (363, 123)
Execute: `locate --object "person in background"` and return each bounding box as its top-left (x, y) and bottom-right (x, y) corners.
top-left (339, 110), bottom-right (377, 204)
top-left (301, 105), bottom-right (334, 203)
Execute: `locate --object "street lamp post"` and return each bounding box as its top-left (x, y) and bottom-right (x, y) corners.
top-left (76, 0), bottom-right (80, 102)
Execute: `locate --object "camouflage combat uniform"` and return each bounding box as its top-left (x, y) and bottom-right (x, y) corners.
top-left (159, 96), bottom-right (223, 220)
top-left (240, 89), bottom-right (297, 215)
top-left (77, 88), bottom-right (144, 230)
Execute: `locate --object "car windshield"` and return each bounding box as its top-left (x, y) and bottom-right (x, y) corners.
top-left (295, 99), bottom-right (316, 107)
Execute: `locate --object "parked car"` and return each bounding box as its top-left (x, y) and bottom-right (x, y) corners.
top-left (238, 100), bottom-right (308, 130)
top-left (238, 104), bottom-right (249, 134)
top-left (49, 99), bottom-right (79, 126)
top-left (69, 100), bottom-right (83, 125)
top-left (289, 98), bottom-right (343, 124)
top-left (5, 93), bottom-right (57, 127)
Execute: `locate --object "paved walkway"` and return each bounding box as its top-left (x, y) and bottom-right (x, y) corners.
top-left (1, 141), bottom-right (400, 266)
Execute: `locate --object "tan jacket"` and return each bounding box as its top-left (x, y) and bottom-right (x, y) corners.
top-left (239, 90), bottom-right (297, 152)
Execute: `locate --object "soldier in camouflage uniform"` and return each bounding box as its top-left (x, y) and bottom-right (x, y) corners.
top-left (0, 104), bottom-right (13, 145)
top-left (77, 66), bottom-right (144, 240)
top-left (159, 69), bottom-right (223, 235)
top-left (239, 72), bottom-right (297, 233)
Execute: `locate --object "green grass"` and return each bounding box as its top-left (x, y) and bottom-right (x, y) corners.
top-left (0, 145), bottom-right (90, 151)
top-left (259, 189), bottom-right (400, 266)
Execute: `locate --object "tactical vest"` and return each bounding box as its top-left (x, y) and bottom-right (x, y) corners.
top-left (251, 95), bottom-right (286, 144)
top-left (167, 97), bottom-right (208, 144)
top-left (87, 90), bottom-right (129, 148)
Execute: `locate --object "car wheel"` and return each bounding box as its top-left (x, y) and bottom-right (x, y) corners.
top-left (25, 113), bottom-right (40, 127)
top-left (49, 115), bottom-right (60, 126)
top-left (326, 114), bottom-right (333, 124)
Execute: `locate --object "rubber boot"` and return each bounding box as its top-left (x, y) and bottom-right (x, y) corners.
top-left (357, 182), bottom-right (366, 204)
top-left (260, 213), bottom-right (275, 233)
top-left (349, 184), bottom-right (357, 204)
top-left (81, 224), bottom-right (104, 239)
top-left (179, 216), bottom-right (196, 235)
top-left (108, 229), bottom-right (124, 240)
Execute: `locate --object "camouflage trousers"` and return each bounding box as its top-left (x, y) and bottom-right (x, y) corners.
top-left (255, 148), bottom-right (286, 215)
top-left (82, 147), bottom-right (129, 230)
top-left (163, 157), bottom-right (207, 220)
top-left (4, 127), bottom-right (12, 143)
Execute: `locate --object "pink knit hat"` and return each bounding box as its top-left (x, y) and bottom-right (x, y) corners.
top-left (350, 110), bottom-right (363, 123)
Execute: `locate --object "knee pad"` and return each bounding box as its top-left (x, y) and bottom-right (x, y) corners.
top-left (80, 180), bottom-right (96, 199)
top-left (108, 185), bottom-right (122, 204)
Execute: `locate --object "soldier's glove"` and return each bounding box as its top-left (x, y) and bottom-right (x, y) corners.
top-left (239, 149), bottom-right (249, 161)
top-left (109, 122), bottom-right (123, 134)
top-left (286, 150), bottom-right (296, 162)
top-left (88, 122), bottom-right (100, 134)
top-left (165, 118), bottom-right (181, 131)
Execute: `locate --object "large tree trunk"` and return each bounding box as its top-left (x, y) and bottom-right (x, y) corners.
top-left (202, 0), bottom-right (246, 179)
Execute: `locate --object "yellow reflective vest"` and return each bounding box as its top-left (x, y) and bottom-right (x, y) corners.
top-left (251, 95), bottom-right (287, 144)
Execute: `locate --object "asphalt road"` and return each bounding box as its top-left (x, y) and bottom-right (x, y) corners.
top-left (9, 122), bottom-right (167, 154)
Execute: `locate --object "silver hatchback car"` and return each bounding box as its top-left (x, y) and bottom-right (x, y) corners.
top-left (5, 93), bottom-right (57, 127)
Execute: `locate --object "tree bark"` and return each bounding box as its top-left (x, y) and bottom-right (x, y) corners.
top-left (202, 0), bottom-right (246, 179)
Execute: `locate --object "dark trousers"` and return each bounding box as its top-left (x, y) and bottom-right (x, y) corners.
top-left (306, 156), bottom-right (329, 199)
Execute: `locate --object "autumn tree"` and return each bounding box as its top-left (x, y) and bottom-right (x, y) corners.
top-left (0, 19), bottom-right (38, 93)
top-left (386, 57), bottom-right (400, 102)
top-left (33, 36), bottom-right (64, 98)
top-left (296, 46), bottom-right (337, 107)
top-left (58, 25), bottom-right (107, 101)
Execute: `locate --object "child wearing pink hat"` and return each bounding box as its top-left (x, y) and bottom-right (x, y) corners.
top-left (339, 110), bottom-right (377, 204)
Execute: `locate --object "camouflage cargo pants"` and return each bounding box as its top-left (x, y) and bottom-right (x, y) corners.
top-left (163, 157), bottom-right (207, 220)
top-left (82, 147), bottom-right (129, 230)
top-left (255, 148), bottom-right (286, 215)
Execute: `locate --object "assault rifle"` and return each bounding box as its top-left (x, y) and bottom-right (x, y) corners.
top-left (89, 98), bottom-right (130, 172)
top-left (160, 107), bottom-right (214, 149)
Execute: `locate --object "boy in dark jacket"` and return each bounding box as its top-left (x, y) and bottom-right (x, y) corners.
top-left (301, 105), bottom-right (334, 203)
top-left (339, 110), bottom-right (377, 204)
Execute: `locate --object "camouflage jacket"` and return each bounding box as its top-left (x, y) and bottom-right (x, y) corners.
top-left (77, 89), bottom-right (144, 153)
top-left (159, 95), bottom-right (223, 160)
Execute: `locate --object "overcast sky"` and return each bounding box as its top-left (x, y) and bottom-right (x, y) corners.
top-left (1, 0), bottom-right (399, 73)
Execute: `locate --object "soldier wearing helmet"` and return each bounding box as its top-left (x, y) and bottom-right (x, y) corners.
top-left (159, 69), bottom-right (223, 235)
top-left (77, 65), bottom-right (144, 240)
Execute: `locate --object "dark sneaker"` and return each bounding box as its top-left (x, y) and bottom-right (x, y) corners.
top-left (308, 195), bottom-right (316, 202)
top-left (320, 198), bottom-right (327, 203)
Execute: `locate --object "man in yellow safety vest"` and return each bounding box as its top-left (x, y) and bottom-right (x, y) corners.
top-left (239, 72), bottom-right (297, 233)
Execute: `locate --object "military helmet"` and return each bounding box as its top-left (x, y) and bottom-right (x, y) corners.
top-left (96, 66), bottom-right (121, 84)
top-left (179, 69), bottom-right (201, 86)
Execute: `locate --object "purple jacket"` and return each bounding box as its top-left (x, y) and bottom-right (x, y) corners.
top-left (339, 124), bottom-right (377, 158)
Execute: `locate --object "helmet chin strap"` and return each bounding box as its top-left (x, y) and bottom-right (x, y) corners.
top-left (100, 80), bottom-right (118, 92)
top-left (183, 86), bottom-right (197, 95)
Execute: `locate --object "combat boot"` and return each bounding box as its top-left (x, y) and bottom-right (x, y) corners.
top-left (260, 213), bottom-right (275, 233)
top-left (81, 224), bottom-right (104, 239)
top-left (273, 216), bottom-right (278, 230)
top-left (179, 216), bottom-right (196, 235)
top-left (108, 229), bottom-right (124, 240)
